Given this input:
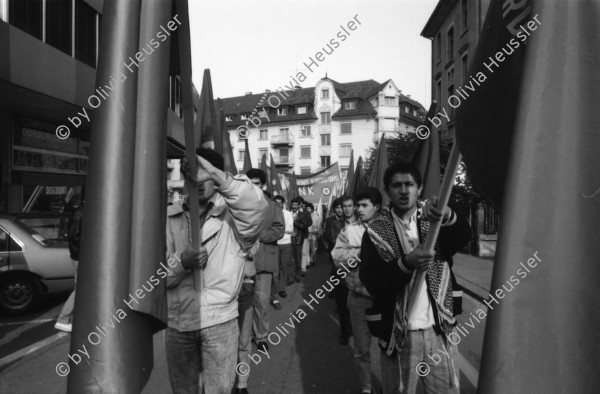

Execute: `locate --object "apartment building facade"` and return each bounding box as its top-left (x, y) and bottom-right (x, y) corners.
top-left (0, 0), bottom-right (195, 213)
top-left (421, 0), bottom-right (491, 148)
top-left (220, 76), bottom-right (426, 180)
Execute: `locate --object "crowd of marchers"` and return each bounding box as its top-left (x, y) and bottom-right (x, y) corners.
top-left (54, 147), bottom-right (470, 394)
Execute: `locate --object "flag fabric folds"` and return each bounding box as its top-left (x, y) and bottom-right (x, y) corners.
top-left (472, 1), bottom-right (600, 393)
top-left (368, 133), bottom-right (390, 206)
top-left (269, 154), bottom-right (284, 197)
top-left (243, 139), bottom-right (252, 173)
top-left (288, 171), bottom-right (299, 209)
top-left (260, 153), bottom-right (272, 195)
top-left (198, 69), bottom-right (218, 148)
top-left (351, 156), bottom-right (366, 197)
top-left (344, 150), bottom-right (355, 196)
top-left (215, 98), bottom-right (237, 174)
top-left (453, 0), bottom-right (529, 211)
top-left (68, 0), bottom-right (170, 392)
top-left (412, 104), bottom-right (441, 201)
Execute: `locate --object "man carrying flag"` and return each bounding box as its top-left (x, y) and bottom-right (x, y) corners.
top-left (359, 162), bottom-right (470, 394)
top-left (165, 148), bottom-right (267, 393)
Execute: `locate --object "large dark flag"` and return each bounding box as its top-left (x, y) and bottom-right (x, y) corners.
top-left (368, 133), bottom-right (390, 206)
top-left (243, 138), bottom-right (252, 173)
top-left (288, 171), bottom-right (299, 208)
top-left (215, 98), bottom-right (237, 173)
top-left (260, 153), bottom-right (272, 194)
top-left (344, 150), bottom-right (355, 196)
top-left (269, 154), bottom-right (284, 197)
top-left (197, 69), bottom-right (218, 148)
top-left (412, 103), bottom-right (441, 201)
top-left (454, 0), bottom-right (529, 211)
top-left (457, 1), bottom-right (600, 392)
top-left (351, 156), bottom-right (366, 197)
top-left (68, 0), bottom-right (170, 391)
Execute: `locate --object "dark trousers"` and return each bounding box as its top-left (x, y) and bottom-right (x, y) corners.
top-left (291, 236), bottom-right (303, 277)
top-left (330, 254), bottom-right (352, 338)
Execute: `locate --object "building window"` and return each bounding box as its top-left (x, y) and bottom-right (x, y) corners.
top-left (447, 26), bottom-right (454, 59)
top-left (341, 167), bottom-right (348, 180)
top-left (169, 75), bottom-right (182, 118)
top-left (436, 79), bottom-right (442, 107)
top-left (301, 125), bottom-right (311, 137)
top-left (46, 0), bottom-right (72, 55)
top-left (448, 85), bottom-right (455, 119)
top-left (300, 167), bottom-right (311, 175)
top-left (462, 54), bottom-right (469, 84)
top-left (258, 148), bottom-right (268, 160)
top-left (259, 129), bottom-right (268, 140)
top-left (321, 112), bottom-right (331, 124)
top-left (278, 107), bottom-right (288, 116)
top-left (259, 108), bottom-right (268, 118)
top-left (9, 0), bottom-right (43, 40)
top-left (413, 109), bottom-right (417, 117)
top-left (344, 101), bottom-right (356, 110)
top-left (436, 32), bottom-right (442, 61)
top-left (404, 105), bottom-right (410, 113)
top-left (322, 89), bottom-right (329, 99)
top-left (297, 106), bottom-right (307, 114)
top-left (384, 97), bottom-right (396, 106)
top-left (279, 127), bottom-right (289, 136)
top-left (339, 144), bottom-right (352, 157)
top-left (462, 0), bottom-right (468, 30)
top-left (320, 156), bottom-right (331, 167)
top-left (240, 113), bottom-right (248, 120)
top-left (75, 0), bottom-right (98, 67)
top-left (238, 150), bottom-right (245, 161)
top-left (320, 134), bottom-right (330, 146)
top-left (300, 146), bottom-right (311, 158)
top-left (225, 115), bottom-right (233, 122)
top-left (447, 67), bottom-right (455, 84)
top-left (340, 122), bottom-right (352, 135)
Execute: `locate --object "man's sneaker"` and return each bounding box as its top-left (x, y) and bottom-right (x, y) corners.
top-left (271, 300), bottom-right (282, 310)
top-left (278, 291), bottom-right (287, 298)
top-left (257, 341), bottom-right (269, 353)
top-left (55, 322), bottom-right (72, 333)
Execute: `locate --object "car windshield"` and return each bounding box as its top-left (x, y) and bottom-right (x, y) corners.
top-left (11, 218), bottom-right (51, 247)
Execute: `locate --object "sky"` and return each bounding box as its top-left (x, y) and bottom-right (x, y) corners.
top-left (189, 0), bottom-right (439, 107)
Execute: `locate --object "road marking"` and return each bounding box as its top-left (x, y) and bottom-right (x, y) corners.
top-left (0, 318), bottom-right (55, 327)
top-left (0, 332), bottom-right (68, 370)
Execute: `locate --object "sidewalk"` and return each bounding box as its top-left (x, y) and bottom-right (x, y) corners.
top-left (453, 253), bottom-right (495, 302)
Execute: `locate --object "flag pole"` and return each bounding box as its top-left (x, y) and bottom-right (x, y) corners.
top-left (406, 141), bottom-right (462, 318)
top-left (175, 0), bottom-right (202, 291)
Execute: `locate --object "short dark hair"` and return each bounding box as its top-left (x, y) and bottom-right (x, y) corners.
top-left (305, 202), bottom-right (314, 210)
top-left (340, 195), bottom-right (356, 206)
top-left (246, 168), bottom-right (267, 185)
top-left (331, 197), bottom-right (342, 210)
top-left (383, 162), bottom-right (422, 189)
top-left (186, 147), bottom-right (225, 171)
top-left (291, 196), bottom-right (304, 205)
top-left (274, 195), bottom-right (285, 203)
top-left (354, 187), bottom-right (382, 207)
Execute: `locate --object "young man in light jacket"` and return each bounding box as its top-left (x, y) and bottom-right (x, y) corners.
top-left (165, 148), bottom-right (267, 394)
top-left (332, 187), bottom-right (398, 394)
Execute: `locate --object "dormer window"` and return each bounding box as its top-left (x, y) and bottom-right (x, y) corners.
top-left (240, 113), bottom-right (249, 120)
top-left (322, 89), bottom-right (329, 99)
top-left (344, 101), bottom-right (356, 110)
top-left (278, 107), bottom-right (288, 116)
top-left (225, 116), bottom-right (233, 122)
top-left (297, 106), bottom-right (307, 114)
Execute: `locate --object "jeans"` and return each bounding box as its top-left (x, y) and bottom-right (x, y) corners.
top-left (236, 283), bottom-right (254, 389)
top-left (347, 291), bottom-right (375, 392)
top-left (253, 273), bottom-right (272, 342)
top-left (291, 237), bottom-right (303, 277)
top-left (301, 239), bottom-right (310, 271)
top-left (308, 233), bottom-right (318, 263)
top-left (277, 243), bottom-right (294, 288)
top-left (398, 327), bottom-right (459, 394)
top-left (56, 259), bottom-right (78, 325)
top-left (380, 350), bottom-right (400, 394)
top-left (165, 319), bottom-right (239, 394)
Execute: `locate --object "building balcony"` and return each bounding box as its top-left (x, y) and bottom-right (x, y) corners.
top-left (318, 146), bottom-right (331, 156)
top-left (270, 134), bottom-right (295, 145)
top-left (318, 124), bottom-right (331, 133)
top-left (273, 156), bottom-right (295, 166)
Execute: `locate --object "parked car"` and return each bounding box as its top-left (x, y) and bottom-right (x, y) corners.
top-left (0, 215), bottom-right (75, 315)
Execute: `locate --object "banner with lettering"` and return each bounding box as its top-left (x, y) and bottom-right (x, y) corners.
top-left (279, 162), bottom-right (341, 204)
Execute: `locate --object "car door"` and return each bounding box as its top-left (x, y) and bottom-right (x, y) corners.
top-left (0, 227), bottom-right (9, 270)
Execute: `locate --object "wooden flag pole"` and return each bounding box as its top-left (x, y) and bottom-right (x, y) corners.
top-left (406, 141), bottom-right (462, 319)
top-left (176, 0), bottom-right (202, 291)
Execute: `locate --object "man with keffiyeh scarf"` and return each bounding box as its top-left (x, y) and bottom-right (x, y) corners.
top-left (359, 162), bottom-right (470, 394)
